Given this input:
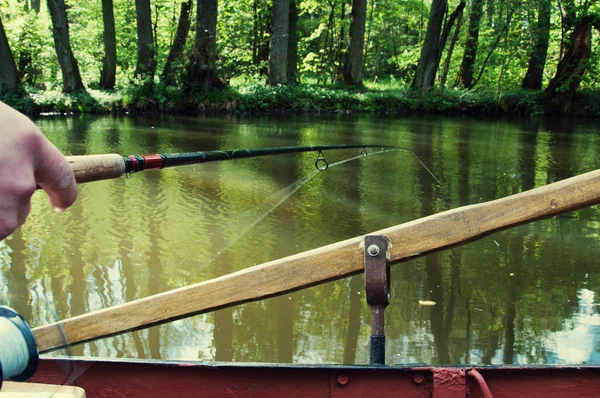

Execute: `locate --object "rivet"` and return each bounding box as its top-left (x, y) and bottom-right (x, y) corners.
top-left (367, 244), bottom-right (380, 257)
top-left (337, 374), bottom-right (349, 386)
top-left (413, 372), bottom-right (425, 384)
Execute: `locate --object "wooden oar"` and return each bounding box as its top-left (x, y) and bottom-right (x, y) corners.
top-left (33, 168), bottom-right (600, 353)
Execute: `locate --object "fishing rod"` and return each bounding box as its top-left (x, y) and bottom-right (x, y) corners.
top-left (64, 144), bottom-right (403, 184)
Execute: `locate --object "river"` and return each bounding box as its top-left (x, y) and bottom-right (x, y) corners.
top-left (2, 114), bottom-right (600, 365)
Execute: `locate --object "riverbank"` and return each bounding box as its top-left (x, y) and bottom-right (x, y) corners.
top-left (2, 83), bottom-right (598, 117)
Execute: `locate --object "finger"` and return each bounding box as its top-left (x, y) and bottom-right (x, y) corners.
top-left (0, 203), bottom-right (30, 240)
top-left (16, 197), bottom-right (32, 230)
top-left (0, 180), bottom-right (34, 240)
top-left (33, 136), bottom-right (78, 210)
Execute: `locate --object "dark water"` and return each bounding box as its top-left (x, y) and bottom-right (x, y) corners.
top-left (3, 115), bottom-right (600, 365)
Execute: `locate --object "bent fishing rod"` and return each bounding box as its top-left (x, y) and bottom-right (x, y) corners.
top-left (58, 144), bottom-right (412, 184)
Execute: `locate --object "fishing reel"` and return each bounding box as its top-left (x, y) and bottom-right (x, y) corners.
top-left (0, 306), bottom-right (38, 389)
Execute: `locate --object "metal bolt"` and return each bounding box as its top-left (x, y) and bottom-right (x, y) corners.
top-left (367, 244), bottom-right (380, 257)
top-left (413, 372), bottom-right (425, 385)
top-left (337, 374), bottom-right (349, 386)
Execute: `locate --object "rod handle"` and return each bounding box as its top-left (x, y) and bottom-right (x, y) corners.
top-left (65, 154), bottom-right (126, 184)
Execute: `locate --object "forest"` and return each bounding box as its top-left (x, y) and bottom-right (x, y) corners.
top-left (1, 0), bottom-right (600, 115)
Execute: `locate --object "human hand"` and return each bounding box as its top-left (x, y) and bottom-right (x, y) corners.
top-left (0, 101), bottom-right (77, 240)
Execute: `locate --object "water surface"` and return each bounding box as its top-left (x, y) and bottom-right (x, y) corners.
top-left (3, 115), bottom-right (600, 365)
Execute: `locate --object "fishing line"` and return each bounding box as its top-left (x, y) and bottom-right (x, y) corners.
top-left (198, 148), bottom-right (395, 271)
top-left (45, 305), bottom-right (79, 387)
top-left (395, 148), bottom-right (448, 194)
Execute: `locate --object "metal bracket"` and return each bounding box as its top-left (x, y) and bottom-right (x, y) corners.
top-left (364, 235), bottom-right (391, 365)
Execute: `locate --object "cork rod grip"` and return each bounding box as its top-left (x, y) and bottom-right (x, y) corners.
top-left (65, 154), bottom-right (126, 184)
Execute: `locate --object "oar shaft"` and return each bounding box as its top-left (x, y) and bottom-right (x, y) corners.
top-left (33, 167), bottom-right (600, 352)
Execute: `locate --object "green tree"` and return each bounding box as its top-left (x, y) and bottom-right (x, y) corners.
top-left (0, 14), bottom-right (20, 90)
top-left (134, 0), bottom-right (156, 84)
top-left (100, 0), bottom-right (117, 90)
top-left (455, 0), bottom-right (485, 88)
top-left (287, 0), bottom-right (298, 82)
top-left (440, 3), bottom-right (465, 92)
top-left (186, 0), bottom-right (224, 91)
top-left (162, 0), bottom-right (193, 86)
top-left (546, 17), bottom-right (600, 98)
top-left (47, 0), bottom-right (85, 93)
top-left (522, 0), bottom-right (551, 89)
top-left (343, 0), bottom-right (367, 85)
top-left (253, 0), bottom-right (270, 75)
top-left (411, 0), bottom-right (447, 93)
top-left (269, 0), bottom-right (289, 85)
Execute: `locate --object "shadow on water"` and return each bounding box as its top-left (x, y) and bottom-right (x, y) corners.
top-left (108, 122), bottom-right (146, 359)
top-left (5, 230), bottom-right (32, 321)
top-left (341, 122), bottom-right (363, 365)
top-left (411, 121), bottom-right (452, 364)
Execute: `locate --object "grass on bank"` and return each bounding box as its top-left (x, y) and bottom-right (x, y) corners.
top-left (1, 79), bottom-right (597, 117)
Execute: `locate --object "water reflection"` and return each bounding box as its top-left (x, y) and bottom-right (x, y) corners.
top-left (1, 115), bottom-right (600, 365)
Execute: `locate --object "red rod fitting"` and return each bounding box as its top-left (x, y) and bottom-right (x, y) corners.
top-left (128, 156), bottom-right (140, 172)
top-left (143, 154), bottom-right (164, 170)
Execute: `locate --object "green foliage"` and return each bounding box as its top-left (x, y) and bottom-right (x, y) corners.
top-left (2, 0), bottom-right (600, 114)
top-left (0, 84), bottom-right (35, 113)
top-left (15, 13), bottom-right (44, 86)
top-left (6, 75), bottom-right (600, 117)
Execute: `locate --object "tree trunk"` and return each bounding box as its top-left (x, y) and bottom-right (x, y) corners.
top-left (436, 1), bottom-right (466, 67)
top-left (318, 1), bottom-right (335, 83)
top-left (31, 0), bottom-right (40, 12)
top-left (470, 9), bottom-right (513, 89)
top-left (454, 0), bottom-right (484, 88)
top-left (334, 0), bottom-right (347, 82)
top-left (135, 0), bottom-right (155, 83)
top-left (287, 0), bottom-right (298, 83)
top-left (560, 0), bottom-right (576, 59)
top-left (253, 0), bottom-right (259, 64)
top-left (343, 0), bottom-right (367, 85)
top-left (440, 7), bottom-right (464, 93)
top-left (252, 0), bottom-right (270, 75)
top-left (100, 0), bottom-right (117, 90)
top-left (0, 15), bottom-right (20, 90)
top-left (268, 0), bottom-right (289, 85)
top-left (411, 0), bottom-right (447, 93)
top-left (258, 12), bottom-right (271, 76)
top-left (546, 17), bottom-right (600, 98)
top-left (162, 0), bottom-right (193, 86)
top-left (47, 0), bottom-right (85, 93)
top-left (186, 0), bottom-right (224, 91)
top-left (361, 0), bottom-right (374, 78)
top-left (522, 0), bottom-right (551, 89)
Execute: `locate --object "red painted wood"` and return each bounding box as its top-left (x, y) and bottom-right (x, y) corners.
top-left (330, 369), bottom-right (430, 398)
top-left (467, 368), bottom-right (600, 398)
top-left (26, 359), bottom-right (600, 398)
top-left (433, 368), bottom-right (466, 398)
